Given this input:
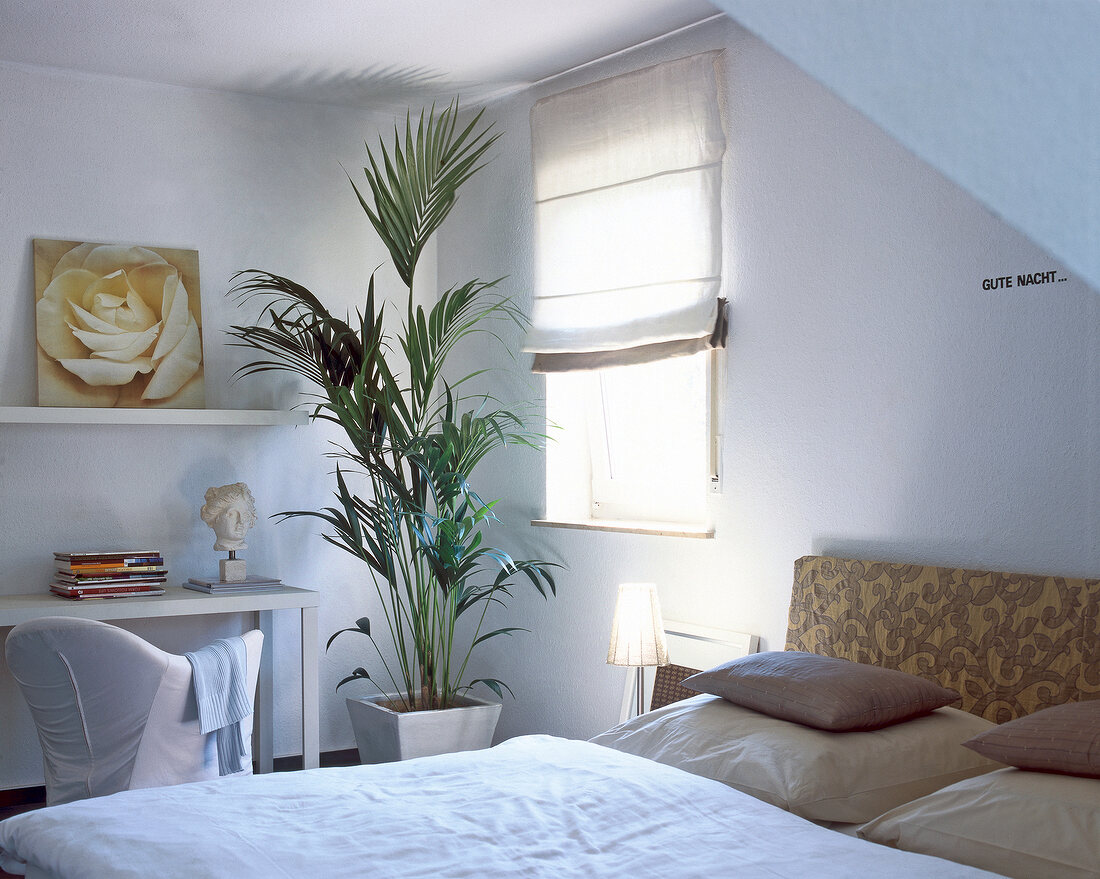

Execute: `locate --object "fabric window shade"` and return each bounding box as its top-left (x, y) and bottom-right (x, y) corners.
top-left (527, 51), bottom-right (727, 373)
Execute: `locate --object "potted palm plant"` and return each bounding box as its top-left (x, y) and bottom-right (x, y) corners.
top-left (227, 101), bottom-right (557, 763)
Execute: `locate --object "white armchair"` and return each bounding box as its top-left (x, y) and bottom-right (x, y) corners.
top-left (5, 616), bottom-right (262, 805)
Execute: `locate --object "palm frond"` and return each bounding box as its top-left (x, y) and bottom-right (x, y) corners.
top-left (228, 100), bottom-right (561, 709)
top-left (351, 100), bottom-right (501, 288)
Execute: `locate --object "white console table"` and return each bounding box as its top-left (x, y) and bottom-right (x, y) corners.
top-left (0, 585), bottom-right (320, 775)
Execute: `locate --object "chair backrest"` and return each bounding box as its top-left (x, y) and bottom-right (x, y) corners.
top-left (5, 617), bottom-right (262, 805)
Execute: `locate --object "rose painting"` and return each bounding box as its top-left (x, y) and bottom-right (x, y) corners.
top-left (33, 239), bottom-right (205, 408)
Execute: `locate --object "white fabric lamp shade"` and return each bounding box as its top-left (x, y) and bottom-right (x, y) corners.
top-left (607, 583), bottom-right (670, 668)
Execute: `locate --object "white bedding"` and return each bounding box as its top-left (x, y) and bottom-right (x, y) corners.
top-left (0, 735), bottom-right (1000, 879)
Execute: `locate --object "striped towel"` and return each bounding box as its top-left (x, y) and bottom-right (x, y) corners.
top-left (185, 637), bottom-right (252, 776)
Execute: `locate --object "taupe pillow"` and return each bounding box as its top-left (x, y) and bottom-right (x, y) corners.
top-left (591, 696), bottom-right (997, 824)
top-left (962, 699), bottom-right (1100, 778)
top-left (859, 768), bottom-right (1100, 878)
top-left (681, 651), bottom-right (961, 731)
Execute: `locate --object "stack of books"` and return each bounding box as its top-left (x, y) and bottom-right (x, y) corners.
top-left (52, 551), bottom-right (167, 600)
top-left (184, 574), bottom-right (283, 595)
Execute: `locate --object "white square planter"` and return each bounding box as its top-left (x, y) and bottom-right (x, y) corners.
top-left (346, 693), bottom-right (502, 764)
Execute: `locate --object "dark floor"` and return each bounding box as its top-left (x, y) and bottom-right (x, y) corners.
top-left (0, 796), bottom-right (43, 823)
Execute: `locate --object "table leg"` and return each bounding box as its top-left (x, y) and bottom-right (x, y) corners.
top-left (255, 609), bottom-right (275, 773)
top-left (300, 605), bottom-right (320, 769)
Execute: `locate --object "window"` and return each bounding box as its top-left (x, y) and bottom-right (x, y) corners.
top-left (597, 352), bottom-right (716, 522)
top-left (528, 53), bottom-right (727, 530)
top-left (544, 352), bottom-right (719, 527)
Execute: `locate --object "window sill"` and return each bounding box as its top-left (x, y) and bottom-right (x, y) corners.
top-left (530, 518), bottom-right (714, 539)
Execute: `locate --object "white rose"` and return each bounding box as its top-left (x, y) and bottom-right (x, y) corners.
top-left (36, 243), bottom-right (203, 405)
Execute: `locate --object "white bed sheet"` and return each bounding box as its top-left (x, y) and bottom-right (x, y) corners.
top-left (0, 735), bottom-right (1001, 879)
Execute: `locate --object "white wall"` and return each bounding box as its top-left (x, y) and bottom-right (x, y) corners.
top-left (2, 13), bottom-right (1095, 786)
top-left (0, 62), bottom-right (400, 787)
top-left (437, 18), bottom-right (1099, 743)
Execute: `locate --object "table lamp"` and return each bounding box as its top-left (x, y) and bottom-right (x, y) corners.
top-left (607, 582), bottom-right (669, 718)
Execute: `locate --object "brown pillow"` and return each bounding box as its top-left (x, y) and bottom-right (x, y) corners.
top-left (680, 651), bottom-right (961, 731)
top-left (962, 699), bottom-right (1100, 778)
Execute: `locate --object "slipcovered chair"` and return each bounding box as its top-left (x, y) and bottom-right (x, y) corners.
top-left (5, 616), bottom-right (263, 805)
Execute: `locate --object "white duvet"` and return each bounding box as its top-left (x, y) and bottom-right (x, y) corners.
top-left (0, 735), bottom-right (999, 879)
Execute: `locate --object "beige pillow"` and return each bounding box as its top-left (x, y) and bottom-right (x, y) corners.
top-left (589, 694), bottom-right (998, 824)
top-left (681, 651), bottom-right (961, 731)
top-left (859, 767), bottom-right (1100, 879)
top-left (963, 699), bottom-right (1100, 777)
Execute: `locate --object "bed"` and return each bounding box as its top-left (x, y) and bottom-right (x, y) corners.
top-left (1, 555), bottom-right (1096, 879)
top-left (594, 555), bottom-right (1100, 876)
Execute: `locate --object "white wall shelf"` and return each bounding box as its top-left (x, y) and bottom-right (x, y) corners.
top-left (0, 406), bottom-right (307, 426)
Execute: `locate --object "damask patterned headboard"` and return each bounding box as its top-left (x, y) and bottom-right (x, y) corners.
top-left (786, 555), bottom-right (1099, 723)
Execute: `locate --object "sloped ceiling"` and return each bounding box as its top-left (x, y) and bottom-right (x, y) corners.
top-left (714, 0), bottom-right (1100, 294)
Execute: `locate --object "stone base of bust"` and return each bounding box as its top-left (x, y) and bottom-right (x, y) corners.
top-left (220, 558), bottom-right (247, 583)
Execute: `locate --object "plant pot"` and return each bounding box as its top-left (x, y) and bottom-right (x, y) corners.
top-left (346, 694), bottom-right (502, 764)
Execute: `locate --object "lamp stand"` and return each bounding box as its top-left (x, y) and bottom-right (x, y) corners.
top-left (618, 666), bottom-right (648, 723)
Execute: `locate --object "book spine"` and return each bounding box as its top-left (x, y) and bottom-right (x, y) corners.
top-left (54, 576), bottom-right (168, 586)
top-left (51, 583), bottom-right (164, 595)
top-left (50, 587), bottom-right (165, 600)
top-left (54, 553), bottom-right (162, 562)
top-left (57, 567), bottom-right (168, 577)
top-left (61, 562), bottom-right (165, 572)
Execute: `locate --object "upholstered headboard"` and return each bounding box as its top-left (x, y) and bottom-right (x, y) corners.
top-left (786, 555), bottom-right (1099, 723)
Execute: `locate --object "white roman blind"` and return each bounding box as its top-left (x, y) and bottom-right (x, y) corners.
top-left (526, 51), bottom-right (727, 373)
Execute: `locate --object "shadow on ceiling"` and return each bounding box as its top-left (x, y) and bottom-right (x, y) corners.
top-left (251, 62), bottom-right (473, 110)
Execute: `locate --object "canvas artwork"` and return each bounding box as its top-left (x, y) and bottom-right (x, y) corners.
top-left (33, 239), bottom-right (205, 408)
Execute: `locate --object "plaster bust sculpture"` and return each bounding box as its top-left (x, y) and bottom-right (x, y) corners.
top-left (200, 482), bottom-right (257, 552)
